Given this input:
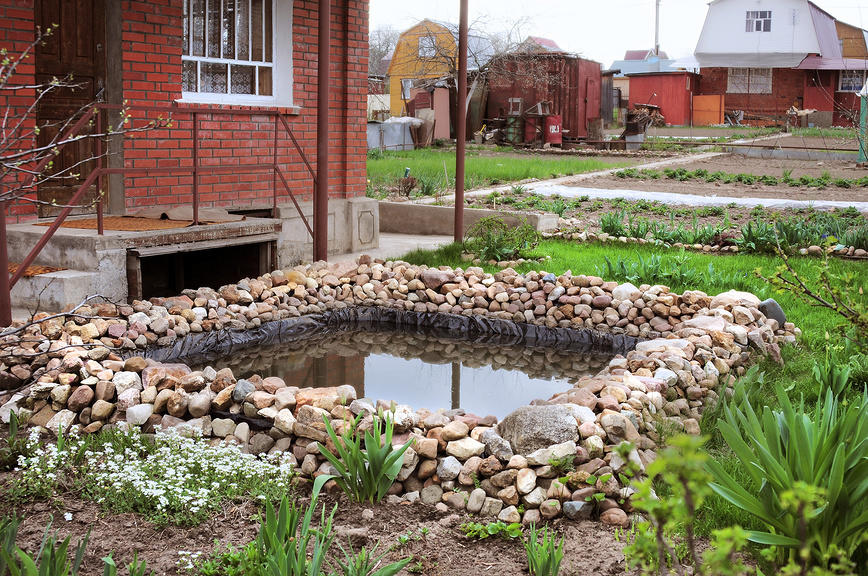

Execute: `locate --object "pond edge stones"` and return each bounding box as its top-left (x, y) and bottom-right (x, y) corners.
top-left (1, 258), bottom-right (800, 527)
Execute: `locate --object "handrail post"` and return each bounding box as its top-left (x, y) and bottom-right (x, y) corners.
top-left (314, 0), bottom-right (330, 262)
top-left (192, 110), bottom-right (199, 226)
top-left (273, 114), bottom-right (278, 212)
top-left (96, 107), bottom-right (104, 235)
top-left (0, 201), bottom-right (11, 326)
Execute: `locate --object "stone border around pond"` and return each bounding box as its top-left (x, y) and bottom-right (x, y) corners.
top-left (0, 258), bottom-right (800, 527)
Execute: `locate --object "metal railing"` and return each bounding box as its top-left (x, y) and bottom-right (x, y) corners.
top-left (2, 102), bottom-right (316, 323)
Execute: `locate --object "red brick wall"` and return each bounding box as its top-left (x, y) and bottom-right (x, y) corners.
top-left (1, 0), bottom-right (368, 221)
top-left (697, 67), bottom-right (805, 123)
top-left (0, 0), bottom-right (39, 222)
top-left (121, 0), bottom-right (368, 213)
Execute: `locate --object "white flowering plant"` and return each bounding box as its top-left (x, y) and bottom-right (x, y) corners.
top-left (9, 426), bottom-right (296, 527)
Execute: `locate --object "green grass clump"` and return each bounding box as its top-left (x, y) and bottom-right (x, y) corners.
top-left (366, 149), bottom-right (629, 191)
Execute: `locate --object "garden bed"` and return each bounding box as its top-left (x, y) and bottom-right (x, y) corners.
top-left (562, 154), bottom-right (868, 203)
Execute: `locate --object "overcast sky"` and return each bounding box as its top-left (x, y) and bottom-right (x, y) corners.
top-left (369, 0), bottom-right (868, 68)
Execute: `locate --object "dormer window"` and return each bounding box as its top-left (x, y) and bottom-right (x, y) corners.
top-left (746, 11), bottom-right (772, 32)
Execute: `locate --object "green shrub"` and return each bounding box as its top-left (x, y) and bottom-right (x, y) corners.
top-left (462, 216), bottom-right (540, 262)
top-left (706, 383), bottom-right (868, 569)
top-left (523, 525), bottom-right (564, 576)
top-left (331, 542), bottom-right (410, 576)
top-left (460, 521), bottom-right (523, 540)
top-left (255, 476), bottom-right (336, 576)
top-left (600, 210), bottom-right (627, 237)
top-left (318, 411), bottom-right (412, 504)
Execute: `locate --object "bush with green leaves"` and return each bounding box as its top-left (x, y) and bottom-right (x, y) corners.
top-left (331, 541), bottom-right (410, 576)
top-left (706, 382), bottom-right (868, 570)
top-left (462, 216), bottom-right (540, 262)
top-left (523, 525), bottom-right (564, 576)
top-left (318, 411), bottom-right (412, 504)
top-left (0, 411), bottom-right (27, 471)
top-left (459, 521), bottom-right (522, 540)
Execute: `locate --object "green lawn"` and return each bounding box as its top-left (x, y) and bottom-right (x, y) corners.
top-left (366, 149), bottom-right (631, 194)
top-left (398, 239), bottom-right (867, 536)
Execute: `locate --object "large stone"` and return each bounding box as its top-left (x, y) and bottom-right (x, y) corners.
top-left (563, 500), bottom-right (593, 521)
top-left (525, 441), bottom-right (576, 467)
top-left (759, 298), bottom-right (786, 327)
top-left (516, 468), bottom-right (537, 495)
top-left (66, 386), bottom-right (94, 412)
top-left (441, 420), bottom-right (470, 441)
top-left (90, 399), bottom-right (114, 421)
top-left (497, 405), bottom-right (579, 454)
top-left (113, 372), bottom-right (142, 395)
top-left (612, 282), bottom-right (639, 301)
top-left (46, 410), bottom-right (76, 435)
top-left (446, 437), bottom-right (485, 459)
top-left (420, 268), bottom-right (452, 290)
top-left (466, 488), bottom-right (486, 513)
top-left (437, 456), bottom-right (461, 481)
top-left (232, 379), bottom-right (255, 403)
top-left (421, 485), bottom-right (444, 505)
top-left (479, 428), bottom-right (513, 461)
top-left (211, 418), bottom-right (237, 437)
top-left (710, 290), bottom-right (761, 309)
top-left (126, 404), bottom-right (153, 426)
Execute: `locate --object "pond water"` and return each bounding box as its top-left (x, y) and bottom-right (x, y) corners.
top-left (210, 330), bottom-right (613, 419)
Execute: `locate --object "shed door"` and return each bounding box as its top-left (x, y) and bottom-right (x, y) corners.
top-left (35, 0), bottom-right (106, 217)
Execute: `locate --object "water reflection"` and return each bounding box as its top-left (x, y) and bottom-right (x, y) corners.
top-left (209, 331), bottom-right (612, 419)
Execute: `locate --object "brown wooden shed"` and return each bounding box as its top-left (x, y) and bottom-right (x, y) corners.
top-left (484, 52), bottom-right (602, 140)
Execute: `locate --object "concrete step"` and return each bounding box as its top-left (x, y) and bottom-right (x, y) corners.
top-left (10, 269), bottom-right (100, 316)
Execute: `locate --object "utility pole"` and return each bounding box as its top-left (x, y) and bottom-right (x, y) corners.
top-left (454, 0), bottom-right (468, 243)
top-left (655, 0), bottom-right (661, 56)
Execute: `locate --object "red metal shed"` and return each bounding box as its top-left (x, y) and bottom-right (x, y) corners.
top-left (628, 71), bottom-right (698, 126)
top-left (485, 53), bottom-right (602, 140)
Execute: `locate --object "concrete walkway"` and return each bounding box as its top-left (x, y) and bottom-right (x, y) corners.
top-left (417, 133), bottom-right (792, 205)
top-left (336, 232), bottom-right (453, 264)
top-left (518, 185), bottom-right (868, 211)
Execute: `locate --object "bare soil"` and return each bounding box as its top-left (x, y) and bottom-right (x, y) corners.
top-left (1, 489), bottom-right (628, 576)
top-left (565, 154), bottom-right (868, 203)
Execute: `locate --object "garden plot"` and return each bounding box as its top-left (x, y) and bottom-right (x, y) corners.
top-left (560, 154), bottom-right (868, 203)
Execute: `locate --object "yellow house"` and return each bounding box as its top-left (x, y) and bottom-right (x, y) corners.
top-left (387, 20), bottom-right (458, 117)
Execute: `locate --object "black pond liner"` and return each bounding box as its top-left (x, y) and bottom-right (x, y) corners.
top-left (132, 308), bottom-right (641, 367)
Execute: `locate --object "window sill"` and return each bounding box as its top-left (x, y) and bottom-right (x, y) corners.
top-left (175, 97), bottom-right (301, 115)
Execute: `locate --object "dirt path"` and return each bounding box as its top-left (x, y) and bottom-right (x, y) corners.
top-left (2, 491), bottom-right (627, 576)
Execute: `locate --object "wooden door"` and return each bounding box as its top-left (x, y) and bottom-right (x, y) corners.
top-left (35, 0), bottom-right (105, 217)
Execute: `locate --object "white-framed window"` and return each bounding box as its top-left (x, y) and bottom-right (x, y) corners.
top-left (838, 70), bottom-right (867, 92)
top-left (745, 10), bottom-right (772, 32)
top-left (181, 0), bottom-right (293, 106)
top-left (418, 36), bottom-right (437, 58)
top-left (727, 68), bottom-right (773, 94)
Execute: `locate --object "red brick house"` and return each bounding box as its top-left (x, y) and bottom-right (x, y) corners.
top-left (694, 0), bottom-right (868, 126)
top-left (0, 0), bottom-right (376, 315)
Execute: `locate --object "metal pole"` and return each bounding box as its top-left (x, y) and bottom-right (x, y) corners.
top-left (859, 91), bottom-right (867, 164)
top-left (454, 0), bottom-right (468, 244)
top-left (96, 110), bottom-right (104, 235)
top-left (272, 114), bottom-right (278, 212)
top-left (654, 0), bottom-right (661, 57)
top-left (314, 0), bottom-right (330, 262)
top-left (0, 202), bottom-right (11, 326)
top-left (192, 111), bottom-right (200, 226)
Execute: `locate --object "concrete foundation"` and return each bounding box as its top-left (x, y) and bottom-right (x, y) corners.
top-left (379, 203), bottom-right (559, 236)
top-left (276, 197), bottom-right (379, 264)
top-left (6, 197), bottom-right (380, 313)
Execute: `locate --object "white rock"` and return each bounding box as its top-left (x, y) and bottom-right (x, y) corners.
top-left (113, 371), bottom-right (143, 395)
top-left (446, 437), bottom-right (485, 459)
top-left (126, 404), bottom-right (153, 426)
top-left (612, 282), bottom-right (639, 301)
